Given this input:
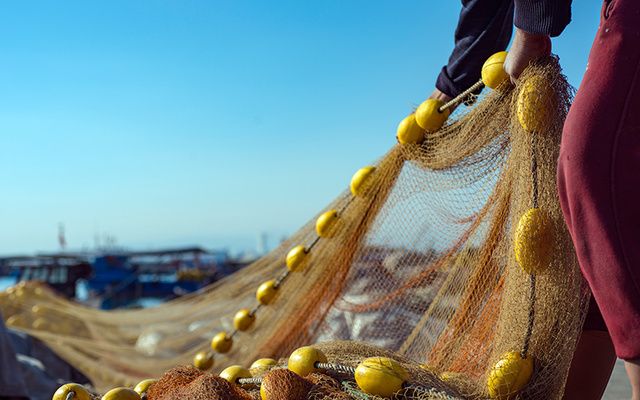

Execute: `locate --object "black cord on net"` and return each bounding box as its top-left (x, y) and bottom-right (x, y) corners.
top-left (522, 132), bottom-right (538, 358)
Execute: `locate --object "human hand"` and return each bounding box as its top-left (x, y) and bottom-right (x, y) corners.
top-left (429, 88), bottom-right (452, 103)
top-left (428, 88), bottom-right (455, 112)
top-left (503, 28), bottom-right (551, 83)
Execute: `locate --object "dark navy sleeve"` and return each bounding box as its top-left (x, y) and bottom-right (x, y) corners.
top-left (514, 0), bottom-right (572, 37)
top-left (436, 0), bottom-right (514, 98)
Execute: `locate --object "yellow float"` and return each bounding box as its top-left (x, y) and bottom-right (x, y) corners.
top-left (517, 75), bottom-right (555, 133)
top-left (315, 209), bottom-right (339, 238)
top-left (487, 351), bottom-right (534, 399)
top-left (481, 51), bottom-right (509, 89)
top-left (250, 358), bottom-right (278, 373)
top-left (133, 379), bottom-right (157, 396)
top-left (193, 351), bottom-right (214, 370)
top-left (101, 387), bottom-right (141, 400)
top-left (210, 332), bottom-right (233, 354)
top-left (514, 208), bottom-right (554, 274)
top-left (219, 365), bottom-right (252, 384)
top-left (354, 357), bottom-right (409, 398)
top-left (285, 245), bottom-right (308, 272)
top-left (287, 346), bottom-right (327, 377)
top-left (233, 308), bottom-right (256, 331)
top-left (52, 383), bottom-right (92, 400)
top-left (415, 99), bottom-right (449, 132)
top-left (396, 113), bottom-right (426, 144)
top-left (256, 280), bottom-right (278, 305)
top-left (350, 166), bottom-right (376, 197)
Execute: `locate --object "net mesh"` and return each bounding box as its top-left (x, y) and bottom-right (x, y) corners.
top-left (0, 58), bottom-right (588, 399)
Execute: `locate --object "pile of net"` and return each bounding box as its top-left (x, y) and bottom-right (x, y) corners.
top-left (0, 58), bottom-right (588, 399)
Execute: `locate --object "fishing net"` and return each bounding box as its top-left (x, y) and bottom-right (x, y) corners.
top-left (0, 57), bottom-right (588, 399)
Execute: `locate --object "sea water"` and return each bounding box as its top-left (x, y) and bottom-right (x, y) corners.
top-left (0, 277), bottom-right (162, 308)
top-left (0, 276), bottom-right (15, 292)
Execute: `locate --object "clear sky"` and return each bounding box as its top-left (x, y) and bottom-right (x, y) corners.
top-left (0, 1), bottom-right (602, 255)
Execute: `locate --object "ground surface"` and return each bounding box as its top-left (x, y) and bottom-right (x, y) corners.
top-left (603, 359), bottom-right (632, 399)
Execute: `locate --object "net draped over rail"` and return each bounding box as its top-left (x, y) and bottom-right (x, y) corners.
top-left (0, 59), bottom-right (588, 399)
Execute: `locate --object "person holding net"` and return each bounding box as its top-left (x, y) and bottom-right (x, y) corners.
top-left (431, 0), bottom-right (640, 399)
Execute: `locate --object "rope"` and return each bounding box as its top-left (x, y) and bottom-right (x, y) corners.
top-left (237, 360), bottom-right (464, 400)
top-left (531, 133), bottom-right (539, 209)
top-left (315, 362), bottom-right (356, 375)
top-left (237, 376), bottom-right (263, 386)
top-left (228, 191), bottom-right (356, 347)
top-left (438, 79), bottom-right (485, 112)
top-left (522, 275), bottom-right (536, 357)
top-left (307, 236), bottom-right (321, 251)
top-left (274, 270), bottom-right (290, 288)
top-left (522, 132), bottom-right (538, 358)
top-left (250, 304), bottom-right (262, 316)
top-left (338, 196), bottom-right (354, 214)
top-left (403, 384), bottom-right (466, 400)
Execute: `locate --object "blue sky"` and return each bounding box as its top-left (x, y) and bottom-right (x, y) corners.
top-left (0, 1), bottom-right (602, 255)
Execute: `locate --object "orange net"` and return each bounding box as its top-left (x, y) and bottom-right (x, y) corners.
top-left (0, 58), bottom-right (588, 399)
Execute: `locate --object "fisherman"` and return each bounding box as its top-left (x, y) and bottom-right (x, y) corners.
top-left (431, 1), bottom-right (640, 398)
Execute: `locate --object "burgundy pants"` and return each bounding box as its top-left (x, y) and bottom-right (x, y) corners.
top-left (557, 0), bottom-right (640, 360)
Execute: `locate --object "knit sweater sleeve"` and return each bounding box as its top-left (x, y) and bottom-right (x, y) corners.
top-left (514, 0), bottom-right (572, 37)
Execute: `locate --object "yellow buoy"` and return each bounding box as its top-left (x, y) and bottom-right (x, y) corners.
top-left (219, 365), bottom-right (252, 384)
top-left (193, 351), bottom-right (214, 370)
top-left (133, 379), bottom-right (157, 396)
top-left (31, 304), bottom-right (48, 316)
top-left (14, 287), bottom-right (26, 298)
top-left (287, 346), bottom-right (327, 377)
top-left (487, 351), bottom-right (534, 399)
top-left (514, 208), bottom-right (554, 274)
top-left (52, 383), bottom-right (92, 400)
top-left (256, 280), bottom-right (278, 305)
top-left (32, 318), bottom-right (50, 330)
top-left (211, 332), bottom-right (233, 354)
top-left (285, 245), bottom-right (309, 272)
top-left (233, 309), bottom-right (256, 331)
top-left (481, 51), bottom-right (509, 89)
top-left (354, 357), bottom-right (409, 398)
top-left (6, 314), bottom-right (26, 328)
top-left (396, 113), bottom-right (426, 144)
top-left (517, 75), bottom-right (555, 133)
top-left (350, 166), bottom-right (376, 197)
top-left (101, 387), bottom-right (141, 400)
top-left (315, 209), bottom-right (339, 238)
top-left (415, 99), bottom-right (449, 132)
top-left (250, 358), bottom-right (278, 373)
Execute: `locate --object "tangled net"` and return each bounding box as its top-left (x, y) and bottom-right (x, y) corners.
top-left (0, 58), bottom-right (588, 399)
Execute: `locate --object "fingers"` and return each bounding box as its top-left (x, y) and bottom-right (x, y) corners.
top-left (428, 88), bottom-right (452, 103)
top-left (428, 88), bottom-right (458, 113)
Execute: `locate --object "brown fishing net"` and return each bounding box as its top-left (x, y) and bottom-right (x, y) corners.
top-left (0, 57), bottom-right (588, 399)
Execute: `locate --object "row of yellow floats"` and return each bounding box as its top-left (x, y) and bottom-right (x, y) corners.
top-left (52, 50), bottom-right (556, 400)
top-left (53, 380), bottom-right (156, 400)
top-left (207, 144), bottom-right (380, 359)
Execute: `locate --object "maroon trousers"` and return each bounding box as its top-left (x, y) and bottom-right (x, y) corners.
top-left (557, 0), bottom-right (640, 359)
